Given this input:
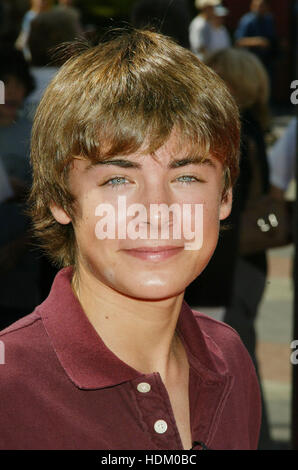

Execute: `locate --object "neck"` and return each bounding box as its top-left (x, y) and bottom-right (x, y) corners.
top-left (71, 264), bottom-right (186, 381)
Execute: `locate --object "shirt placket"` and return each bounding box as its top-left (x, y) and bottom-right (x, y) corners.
top-left (130, 373), bottom-right (184, 450)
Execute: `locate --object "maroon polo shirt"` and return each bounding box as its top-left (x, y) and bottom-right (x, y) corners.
top-left (0, 267), bottom-right (261, 450)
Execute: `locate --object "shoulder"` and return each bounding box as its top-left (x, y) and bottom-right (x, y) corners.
top-left (22, 10), bottom-right (37, 29)
top-left (191, 309), bottom-right (255, 372)
top-left (240, 12), bottom-right (255, 24)
top-left (191, 308), bottom-right (240, 341)
top-left (0, 310), bottom-right (42, 345)
top-left (189, 16), bottom-right (205, 30)
top-left (0, 310), bottom-right (41, 338)
top-left (0, 310), bottom-right (51, 381)
top-left (236, 13), bottom-right (255, 33)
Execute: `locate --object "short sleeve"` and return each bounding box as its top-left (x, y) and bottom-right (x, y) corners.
top-left (234, 16), bottom-right (250, 40)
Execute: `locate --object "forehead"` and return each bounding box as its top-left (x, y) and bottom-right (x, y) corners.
top-left (142, 131), bottom-right (218, 167)
top-left (73, 128), bottom-right (223, 172)
top-left (119, 126), bottom-right (215, 162)
top-left (72, 143), bottom-right (223, 179)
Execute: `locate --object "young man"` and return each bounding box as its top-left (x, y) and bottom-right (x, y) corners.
top-left (0, 29), bottom-right (261, 450)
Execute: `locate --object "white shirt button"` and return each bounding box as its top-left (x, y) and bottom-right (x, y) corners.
top-left (154, 419), bottom-right (168, 434)
top-left (137, 382), bottom-right (151, 393)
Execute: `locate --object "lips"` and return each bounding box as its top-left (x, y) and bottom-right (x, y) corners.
top-left (122, 245), bottom-right (184, 261)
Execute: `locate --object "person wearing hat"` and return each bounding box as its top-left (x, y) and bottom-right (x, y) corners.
top-left (189, 0), bottom-right (220, 60)
top-left (208, 5), bottom-right (231, 54)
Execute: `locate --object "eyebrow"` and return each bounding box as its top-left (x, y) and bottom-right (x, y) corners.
top-left (88, 156), bottom-right (215, 170)
top-left (168, 156), bottom-right (215, 169)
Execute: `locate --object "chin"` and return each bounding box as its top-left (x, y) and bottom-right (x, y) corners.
top-left (118, 279), bottom-right (188, 302)
top-left (127, 289), bottom-right (185, 302)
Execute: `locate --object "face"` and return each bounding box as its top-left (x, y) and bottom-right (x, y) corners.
top-left (31, 0), bottom-right (51, 12)
top-left (51, 132), bottom-right (232, 301)
top-left (204, 5), bottom-right (216, 20)
top-left (251, 0), bottom-right (268, 15)
top-left (0, 75), bottom-right (26, 126)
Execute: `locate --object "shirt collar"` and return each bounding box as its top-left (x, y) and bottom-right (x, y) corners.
top-left (37, 267), bottom-right (229, 390)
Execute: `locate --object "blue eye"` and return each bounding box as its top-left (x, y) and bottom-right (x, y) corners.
top-left (177, 175), bottom-right (200, 185)
top-left (104, 177), bottom-right (129, 187)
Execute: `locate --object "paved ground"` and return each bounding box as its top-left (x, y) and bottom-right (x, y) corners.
top-left (256, 114), bottom-right (296, 449)
top-left (256, 244), bottom-right (294, 448)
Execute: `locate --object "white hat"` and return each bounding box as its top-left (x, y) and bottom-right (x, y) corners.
top-left (195, 0), bottom-right (221, 9)
top-left (214, 5), bottom-right (229, 16)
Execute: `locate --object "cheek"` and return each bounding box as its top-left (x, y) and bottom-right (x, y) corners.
top-left (72, 197), bottom-right (107, 257)
top-left (174, 186), bottom-right (221, 234)
top-left (185, 197), bottom-right (221, 258)
top-left (76, 221), bottom-right (120, 286)
top-left (203, 201), bottom-right (221, 245)
top-left (196, 191), bottom-right (222, 229)
top-left (179, 197), bottom-right (222, 278)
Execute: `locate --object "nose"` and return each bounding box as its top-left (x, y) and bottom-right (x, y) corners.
top-left (139, 178), bottom-right (178, 238)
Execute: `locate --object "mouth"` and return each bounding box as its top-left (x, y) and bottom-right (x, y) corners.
top-left (121, 245), bottom-right (184, 262)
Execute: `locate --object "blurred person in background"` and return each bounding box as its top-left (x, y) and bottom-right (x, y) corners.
top-left (189, 0), bottom-right (220, 60)
top-left (22, 5), bottom-right (83, 300)
top-left (0, 47), bottom-right (35, 184)
top-left (205, 48), bottom-right (273, 449)
top-left (55, 0), bottom-right (83, 34)
top-left (15, 0), bottom-right (53, 60)
top-left (234, 0), bottom-right (278, 84)
top-left (24, 5), bottom-right (82, 120)
top-left (208, 4), bottom-right (231, 54)
top-left (0, 46), bottom-right (41, 330)
top-left (130, 0), bottom-right (191, 49)
top-left (268, 117), bottom-right (297, 200)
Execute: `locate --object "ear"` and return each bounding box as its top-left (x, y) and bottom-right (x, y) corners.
top-left (219, 187), bottom-right (233, 221)
top-left (50, 202), bottom-right (72, 225)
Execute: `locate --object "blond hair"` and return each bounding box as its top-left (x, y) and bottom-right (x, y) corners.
top-left (28, 28), bottom-right (240, 267)
top-left (205, 47), bottom-right (270, 130)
